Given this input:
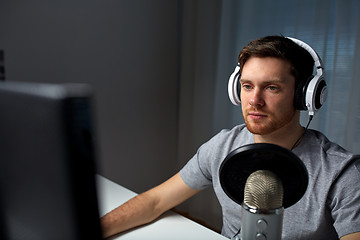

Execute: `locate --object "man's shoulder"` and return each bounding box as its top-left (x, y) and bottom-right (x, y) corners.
top-left (198, 124), bottom-right (253, 158)
top-left (305, 129), bottom-right (355, 158)
top-left (217, 123), bottom-right (249, 137)
top-left (208, 124), bottom-right (252, 145)
top-left (299, 129), bottom-right (359, 176)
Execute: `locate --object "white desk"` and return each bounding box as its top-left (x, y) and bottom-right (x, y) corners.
top-left (96, 175), bottom-right (227, 240)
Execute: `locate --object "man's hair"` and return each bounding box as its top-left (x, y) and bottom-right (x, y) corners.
top-left (238, 35), bottom-right (314, 85)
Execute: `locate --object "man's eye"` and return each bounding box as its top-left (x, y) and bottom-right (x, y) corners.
top-left (242, 84), bottom-right (252, 90)
top-left (268, 86), bottom-right (278, 91)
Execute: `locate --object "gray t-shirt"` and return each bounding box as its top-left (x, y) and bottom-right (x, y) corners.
top-left (180, 124), bottom-right (360, 239)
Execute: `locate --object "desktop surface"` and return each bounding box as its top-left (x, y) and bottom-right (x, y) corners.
top-left (96, 175), bottom-right (227, 240)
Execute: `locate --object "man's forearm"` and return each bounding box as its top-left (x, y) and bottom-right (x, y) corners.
top-left (100, 173), bottom-right (200, 238)
top-left (100, 190), bottom-right (161, 238)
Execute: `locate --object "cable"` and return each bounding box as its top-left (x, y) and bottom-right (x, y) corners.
top-left (291, 115), bottom-right (313, 150)
top-left (231, 228), bottom-right (241, 240)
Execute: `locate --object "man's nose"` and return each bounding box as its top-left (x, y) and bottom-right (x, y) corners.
top-left (249, 89), bottom-right (265, 107)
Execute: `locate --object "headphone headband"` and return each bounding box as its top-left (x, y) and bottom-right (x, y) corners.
top-left (286, 37), bottom-right (324, 69)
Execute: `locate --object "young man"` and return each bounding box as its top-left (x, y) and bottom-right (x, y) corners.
top-left (101, 36), bottom-right (360, 239)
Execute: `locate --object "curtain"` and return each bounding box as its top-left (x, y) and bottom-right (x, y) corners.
top-left (177, 0), bottom-right (360, 232)
top-left (214, 0), bottom-right (360, 152)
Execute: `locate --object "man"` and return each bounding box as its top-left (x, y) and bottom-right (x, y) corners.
top-left (101, 36), bottom-right (360, 239)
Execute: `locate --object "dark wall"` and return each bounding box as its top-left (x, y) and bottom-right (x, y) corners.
top-left (0, 0), bottom-right (180, 192)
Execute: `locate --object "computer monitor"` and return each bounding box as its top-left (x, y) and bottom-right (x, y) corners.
top-left (0, 81), bottom-right (102, 240)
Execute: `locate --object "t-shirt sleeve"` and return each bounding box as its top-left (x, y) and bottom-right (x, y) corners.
top-left (328, 157), bottom-right (360, 237)
top-left (179, 125), bottom-right (250, 192)
top-left (180, 144), bottom-right (213, 190)
top-left (179, 127), bottom-right (241, 191)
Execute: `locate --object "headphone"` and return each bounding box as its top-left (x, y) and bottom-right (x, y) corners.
top-left (228, 37), bottom-right (328, 116)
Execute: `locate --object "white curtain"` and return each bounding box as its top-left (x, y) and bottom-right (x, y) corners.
top-left (176, 0), bottom-right (360, 232)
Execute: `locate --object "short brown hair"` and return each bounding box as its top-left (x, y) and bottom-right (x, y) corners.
top-left (238, 36), bottom-right (314, 85)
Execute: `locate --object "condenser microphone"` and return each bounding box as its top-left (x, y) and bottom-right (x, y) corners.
top-left (240, 170), bottom-right (284, 240)
top-left (219, 144), bottom-right (309, 240)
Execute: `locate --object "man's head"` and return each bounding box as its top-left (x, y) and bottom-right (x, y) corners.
top-left (237, 36), bottom-right (315, 136)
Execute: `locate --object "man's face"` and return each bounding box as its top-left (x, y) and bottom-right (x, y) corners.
top-left (240, 57), bottom-right (297, 135)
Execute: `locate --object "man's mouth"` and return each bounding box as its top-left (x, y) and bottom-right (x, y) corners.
top-left (248, 112), bottom-right (268, 120)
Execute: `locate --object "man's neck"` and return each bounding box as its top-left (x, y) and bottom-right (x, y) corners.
top-left (253, 122), bottom-right (305, 150)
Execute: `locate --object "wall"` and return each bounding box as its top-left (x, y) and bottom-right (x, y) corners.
top-left (0, 0), bottom-right (228, 233)
top-left (0, 0), bottom-right (180, 193)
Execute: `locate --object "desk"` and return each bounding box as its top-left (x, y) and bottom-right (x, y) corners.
top-left (96, 175), bottom-right (227, 240)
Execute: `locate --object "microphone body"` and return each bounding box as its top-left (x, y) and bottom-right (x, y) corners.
top-left (241, 204), bottom-right (283, 240)
top-left (240, 170), bottom-right (284, 240)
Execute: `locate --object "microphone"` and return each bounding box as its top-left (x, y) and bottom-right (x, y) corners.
top-left (219, 143), bottom-right (309, 240)
top-left (240, 170), bottom-right (284, 240)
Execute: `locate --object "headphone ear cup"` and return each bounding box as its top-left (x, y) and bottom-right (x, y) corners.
top-left (298, 74), bottom-right (328, 114)
top-left (305, 75), bottom-right (327, 114)
top-left (228, 65), bottom-right (241, 106)
top-left (294, 77), bottom-right (311, 111)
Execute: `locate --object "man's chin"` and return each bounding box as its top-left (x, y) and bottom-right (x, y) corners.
top-left (245, 122), bottom-right (275, 135)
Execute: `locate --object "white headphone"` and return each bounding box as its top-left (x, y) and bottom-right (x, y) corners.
top-left (228, 37), bottom-right (328, 116)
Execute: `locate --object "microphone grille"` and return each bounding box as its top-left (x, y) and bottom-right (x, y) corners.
top-left (243, 170), bottom-right (283, 210)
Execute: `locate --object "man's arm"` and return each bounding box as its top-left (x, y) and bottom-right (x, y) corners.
top-left (341, 232), bottom-right (360, 240)
top-left (100, 172), bottom-right (200, 238)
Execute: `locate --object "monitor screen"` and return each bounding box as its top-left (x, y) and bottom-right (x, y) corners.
top-left (0, 81), bottom-right (102, 240)
top-left (0, 50), bottom-right (5, 81)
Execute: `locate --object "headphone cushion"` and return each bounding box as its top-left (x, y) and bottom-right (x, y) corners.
top-left (314, 78), bottom-right (327, 110)
top-left (294, 77), bottom-right (311, 110)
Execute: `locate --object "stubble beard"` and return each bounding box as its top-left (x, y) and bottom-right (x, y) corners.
top-left (243, 108), bottom-right (297, 136)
